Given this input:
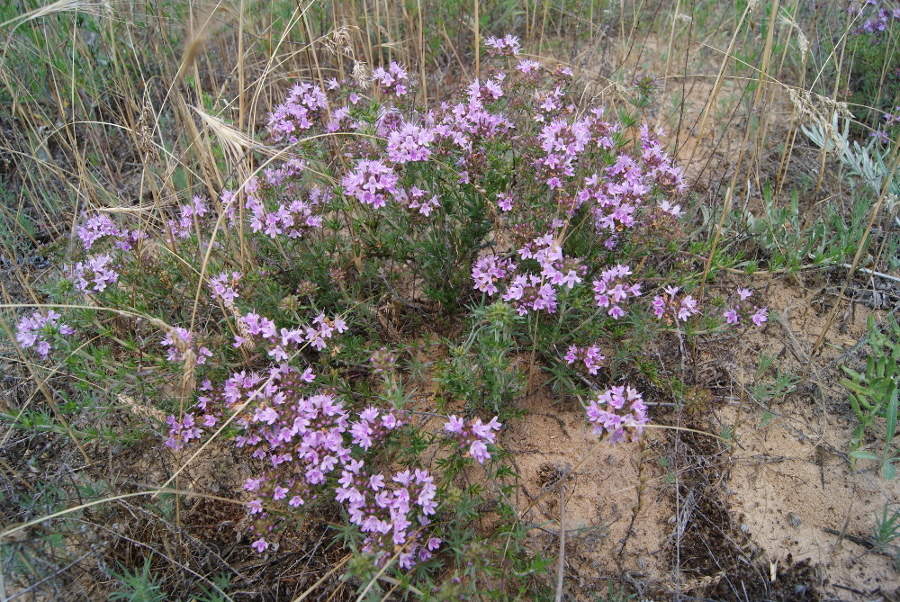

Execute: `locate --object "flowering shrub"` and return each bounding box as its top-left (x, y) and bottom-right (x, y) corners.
top-left (10, 34), bottom-right (772, 594)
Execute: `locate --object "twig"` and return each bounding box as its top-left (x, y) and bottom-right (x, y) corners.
top-left (822, 527), bottom-right (873, 550)
top-left (839, 263), bottom-right (900, 284)
top-left (555, 482), bottom-right (566, 602)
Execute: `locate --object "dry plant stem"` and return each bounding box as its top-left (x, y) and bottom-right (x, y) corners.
top-left (416, 0), bottom-right (427, 105)
top-left (815, 9), bottom-right (850, 196)
top-left (806, 141), bottom-right (900, 369)
top-left (354, 547), bottom-right (403, 602)
top-left (700, 14), bottom-right (774, 303)
top-left (538, 0), bottom-right (550, 56)
top-left (473, 0), bottom-right (480, 79)
top-left (684, 0), bottom-right (756, 172)
top-left (0, 488), bottom-right (242, 542)
top-left (377, 576), bottom-right (425, 598)
top-left (750, 0), bottom-right (779, 174)
top-left (660, 0), bottom-right (682, 105)
top-left (777, 5), bottom-right (819, 197)
top-left (555, 482), bottom-right (566, 602)
top-left (290, 554), bottom-right (352, 602)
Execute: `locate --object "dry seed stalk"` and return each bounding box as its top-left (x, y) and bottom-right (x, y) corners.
top-left (787, 87), bottom-right (854, 152)
top-left (323, 25), bottom-right (356, 57)
top-left (352, 60), bottom-right (372, 89)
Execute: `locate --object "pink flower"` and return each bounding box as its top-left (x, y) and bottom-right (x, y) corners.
top-left (751, 307), bottom-right (769, 326)
top-left (251, 538), bottom-right (269, 553)
top-left (445, 415), bottom-right (502, 464)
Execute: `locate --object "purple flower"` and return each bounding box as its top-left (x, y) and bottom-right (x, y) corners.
top-left (69, 254), bottom-right (119, 293)
top-left (371, 61), bottom-right (409, 96)
top-left (267, 82), bottom-right (329, 143)
top-left (386, 122), bottom-right (435, 163)
top-left (723, 289), bottom-right (769, 328)
top-left (15, 310), bottom-right (75, 358)
top-left (751, 307), bottom-right (769, 326)
top-left (469, 440), bottom-right (490, 463)
top-left (341, 159), bottom-right (399, 209)
top-left (472, 254), bottom-right (514, 295)
top-left (496, 192), bottom-right (514, 211)
top-left (444, 415), bottom-right (466, 434)
top-left (76, 214), bottom-right (126, 250)
top-left (167, 196), bottom-right (210, 239)
top-left (210, 271), bottom-right (242, 306)
top-left (164, 413), bottom-right (204, 450)
top-left (161, 327), bottom-right (212, 365)
top-left (484, 34), bottom-right (521, 57)
top-left (517, 59), bottom-right (542, 74)
top-left (251, 538), bottom-right (269, 553)
top-left (652, 286), bottom-right (699, 323)
top-left (585, 385), bottom-right (648, 442)
top-left (564, 344), bottom-right (605, 375)
top-left (444, 415), bottom-right (502, 464)
top-left (592, 265), bottom-right (641, 319)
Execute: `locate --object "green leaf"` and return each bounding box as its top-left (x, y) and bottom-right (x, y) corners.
top-left (883, 461), bottom-right (897, 481)
top-left (885, 387), bottom-right (898, 448)
top-left (850, 450), bottom-right (880, 461)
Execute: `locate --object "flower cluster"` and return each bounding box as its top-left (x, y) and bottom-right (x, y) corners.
top-left (872, 106), bottom-right (900, 143)
top-left (503, 274), bottom-right (558, 315)
top-left (564, 344), bottom-right (605, 375)
top-left (175, 367), bottom-right (422, 561)
top-left (163, 413), bottom-right (203, 451)
top-left (167, 195), bottom-right (210, 240)
top-left (371, 61), bottom-right (409, 96)
top-left (248, 193), bottom-right (325, 239)
top-left (473, 233), bottom-right (589, 316)
top-left (370, 347), bottom-right (397, 374)
top-left (209, 271), bottom-right (242, 307)
top-left (484, 34), bottom-right (521, 57)
top-left (69, 253), bottom-right (119, 294)
top-left (585, 385), bottom-right (648, 444)
top-left (472, 254), bottom-right (515, 296)
top-left (639, 125), bottom-right (687, 193)
top-left (444, 415), bottom-right (502, 463)
top-left (77, 214), bottom-right (121, 249)
top-left (387, 122), bottom-right (435, 163)
top-left (853, 1), bottom-right (900, 36)
top-left (652, 286), bottom-right (700, 323)
top-left (15, 310), bottom-right (75, 358)
top-left (397, 186), bottom-right (441, 216)
top-left (592, 265), bottom-right (641, 319)
top-left (233, 311), bottom-right (347, 359)
top-left (723, 288), bottom-right (769, 327)
top-left (337, 463), bottom-right (440, 568)
top-left (267, 82), bottom-right (329, 143)
top-left (341, 159), bottom-right (400, 209)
